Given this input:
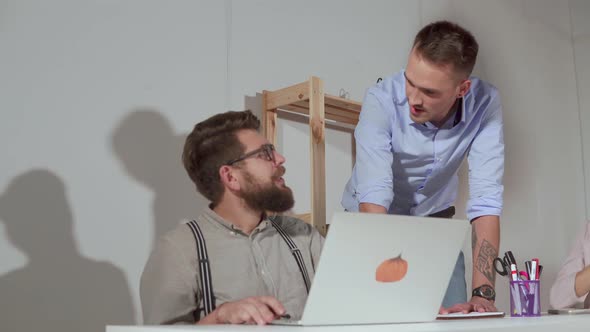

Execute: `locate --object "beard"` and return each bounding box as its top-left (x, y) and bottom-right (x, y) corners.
top-left (239, 166), bottom-right (295, 213)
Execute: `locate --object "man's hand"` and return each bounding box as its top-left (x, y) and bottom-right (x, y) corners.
top-left (200, 296), bottom-right (286, 325)
top-left (575, 265), bottom-right (590, 298)
top-left (439, 296), bottom-right (497, 314)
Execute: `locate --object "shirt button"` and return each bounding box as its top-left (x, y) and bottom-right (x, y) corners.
top-left (261, 270), bottom-right (266, 275)
top-left (230, 231), bottom-right (236, 236)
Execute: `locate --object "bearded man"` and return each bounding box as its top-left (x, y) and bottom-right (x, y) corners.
top-left (140, 110), bottom-right (323, 325)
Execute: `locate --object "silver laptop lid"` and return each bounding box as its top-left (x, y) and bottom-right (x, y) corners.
top-left (300, 212), bottom-right (469, 325)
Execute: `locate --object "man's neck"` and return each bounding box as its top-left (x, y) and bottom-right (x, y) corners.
top-left (213, 197), bottom-right (263, 235)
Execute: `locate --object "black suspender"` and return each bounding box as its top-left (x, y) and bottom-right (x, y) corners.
top-left (186, 219), bottom-right (311, 317)
top-left (269, 219), bottom-right (311, 293)
top-left (186, 221), bottom-right (215, 316)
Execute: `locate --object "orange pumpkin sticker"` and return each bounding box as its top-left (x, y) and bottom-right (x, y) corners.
top-left (375, 253), bottom-right (408, 282)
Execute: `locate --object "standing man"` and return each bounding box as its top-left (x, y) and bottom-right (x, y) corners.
top-left (342, 21), bottom-right (503, 313)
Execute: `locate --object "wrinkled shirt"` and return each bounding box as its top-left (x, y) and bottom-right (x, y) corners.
top-left (342, 71), bottom-right (504, 220)
top-left (140, 208), bottom-right (324, 324)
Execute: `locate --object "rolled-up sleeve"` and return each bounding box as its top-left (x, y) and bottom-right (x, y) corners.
top-left (353, 92), bottom-right (395, 209)
top-left (466, 91), bottom-right (504, 221)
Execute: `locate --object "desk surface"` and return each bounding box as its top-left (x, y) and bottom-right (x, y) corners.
top-left (107, 315), bottom-right (590, 332)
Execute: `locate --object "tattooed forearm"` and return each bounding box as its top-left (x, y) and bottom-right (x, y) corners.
top-left (475, 239), bottom-right (497, 285)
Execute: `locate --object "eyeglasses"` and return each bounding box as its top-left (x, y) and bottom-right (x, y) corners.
top-left (225, 144), bottom-right (276, 165)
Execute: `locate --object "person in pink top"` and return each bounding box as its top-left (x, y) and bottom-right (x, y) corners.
top-left (550, 221), bottom-right (590, 309)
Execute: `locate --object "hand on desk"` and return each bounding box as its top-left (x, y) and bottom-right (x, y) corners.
top-left (205, 296), bottom-right (286, 325)
top-left (439, 297), bottom-right (497, 314)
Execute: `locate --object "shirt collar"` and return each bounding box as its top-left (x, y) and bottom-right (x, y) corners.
top-left (203, 207), bottom-right (270, 235)
top-left (440, 98), bottom-right (464, 129)
top-left (453, 100), bottom-right (463, 126)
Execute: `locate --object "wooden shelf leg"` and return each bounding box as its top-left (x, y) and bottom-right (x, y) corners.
top-left (309, 77), bottom-right (327, 236)
top-left (262, 90), bottom-right (278, 145)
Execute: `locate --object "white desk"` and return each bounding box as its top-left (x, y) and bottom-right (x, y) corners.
top-left (107, 315), bottom-right (590, 332)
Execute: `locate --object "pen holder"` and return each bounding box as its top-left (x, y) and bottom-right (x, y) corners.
top-left (509, 280), bottom-right (541, 317)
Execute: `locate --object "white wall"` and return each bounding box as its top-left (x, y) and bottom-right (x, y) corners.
top-left (572, 0), bottom-right (590, 220)
top-left (0, 1), bottom-right (588, 330)
top-left (0, 1), bottom-right (226, 330)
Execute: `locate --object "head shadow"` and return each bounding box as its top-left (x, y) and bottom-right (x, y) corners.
top-left (111, 110), bottom-right (208, 246)
top-left (0, 169), bottom-right (135, 332)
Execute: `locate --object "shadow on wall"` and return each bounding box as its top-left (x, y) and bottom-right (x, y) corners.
top-left (111, 110), bottom-right (208, 248)
top-left (244, 94), bottom-right (263, 121)
top-left (0, 169), bottom-right (135, 332)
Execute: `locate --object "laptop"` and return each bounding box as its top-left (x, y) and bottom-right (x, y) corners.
top-left (273, 212), bottom-right (469, 326)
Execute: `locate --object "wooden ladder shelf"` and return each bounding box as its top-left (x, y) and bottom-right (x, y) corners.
top-left (261, 76), bottom-right (361, 235)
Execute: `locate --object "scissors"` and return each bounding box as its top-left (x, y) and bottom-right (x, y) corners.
top-left (493, 251), bottom-right (517, 276)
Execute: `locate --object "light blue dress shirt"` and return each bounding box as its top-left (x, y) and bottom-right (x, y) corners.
top-left (342, 71), bottom-right (504, 221)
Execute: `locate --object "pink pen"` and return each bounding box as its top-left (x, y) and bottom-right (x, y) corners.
top-left (532, 258), bottom-right (540, 280)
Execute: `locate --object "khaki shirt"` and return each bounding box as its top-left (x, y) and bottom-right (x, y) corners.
top-left (140, 208), bottom-right (324, 324)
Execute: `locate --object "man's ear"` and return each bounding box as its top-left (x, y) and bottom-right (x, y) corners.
top-left (219, 165), bottom-right (241, 191)
top-left (457, 79), bottom-right (472, 98)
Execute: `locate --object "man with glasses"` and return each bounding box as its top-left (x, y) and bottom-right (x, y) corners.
top-left (342, 21), bottom-right (504, 314)
top-left (140, 110), bottom-right (323, 325)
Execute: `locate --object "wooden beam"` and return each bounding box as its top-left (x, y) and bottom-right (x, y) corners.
top-left (264, 81), bottom-right (310, 110)
top-left (309, 77), bottom-right (327, 236)
top-left (292, 98), bottom-right (361, 117)
top-left (280, 104), bottom-right (310, 116)
top-left (282, 103), bottom-right (358, 125)
top-left (324, 94), bottom-right (362, 112)
top-left (262, 90), bottom-right (278, 145)
top-left (291, 101), bottom-right (359, 124)
top-left (325, 107), bottom-right (359, 124)
top-left (294, 213), bottom-right (312, 224)
top-left (324, 111), bottom-right (358, 125)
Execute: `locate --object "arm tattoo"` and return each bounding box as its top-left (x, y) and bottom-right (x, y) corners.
top-left (475, 239), bottom-right (497, 285)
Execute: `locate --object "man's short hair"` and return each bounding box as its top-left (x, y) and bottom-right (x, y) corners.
top-left (413, 20), bottom-right (479, 77)
top-left (182, 110), bottom-right (260, 204)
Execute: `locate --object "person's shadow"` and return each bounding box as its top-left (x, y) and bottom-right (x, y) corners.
top-left (0, 169), bottom-right (135, 332)
top-left (111, 110), bottom-right (208, 247)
